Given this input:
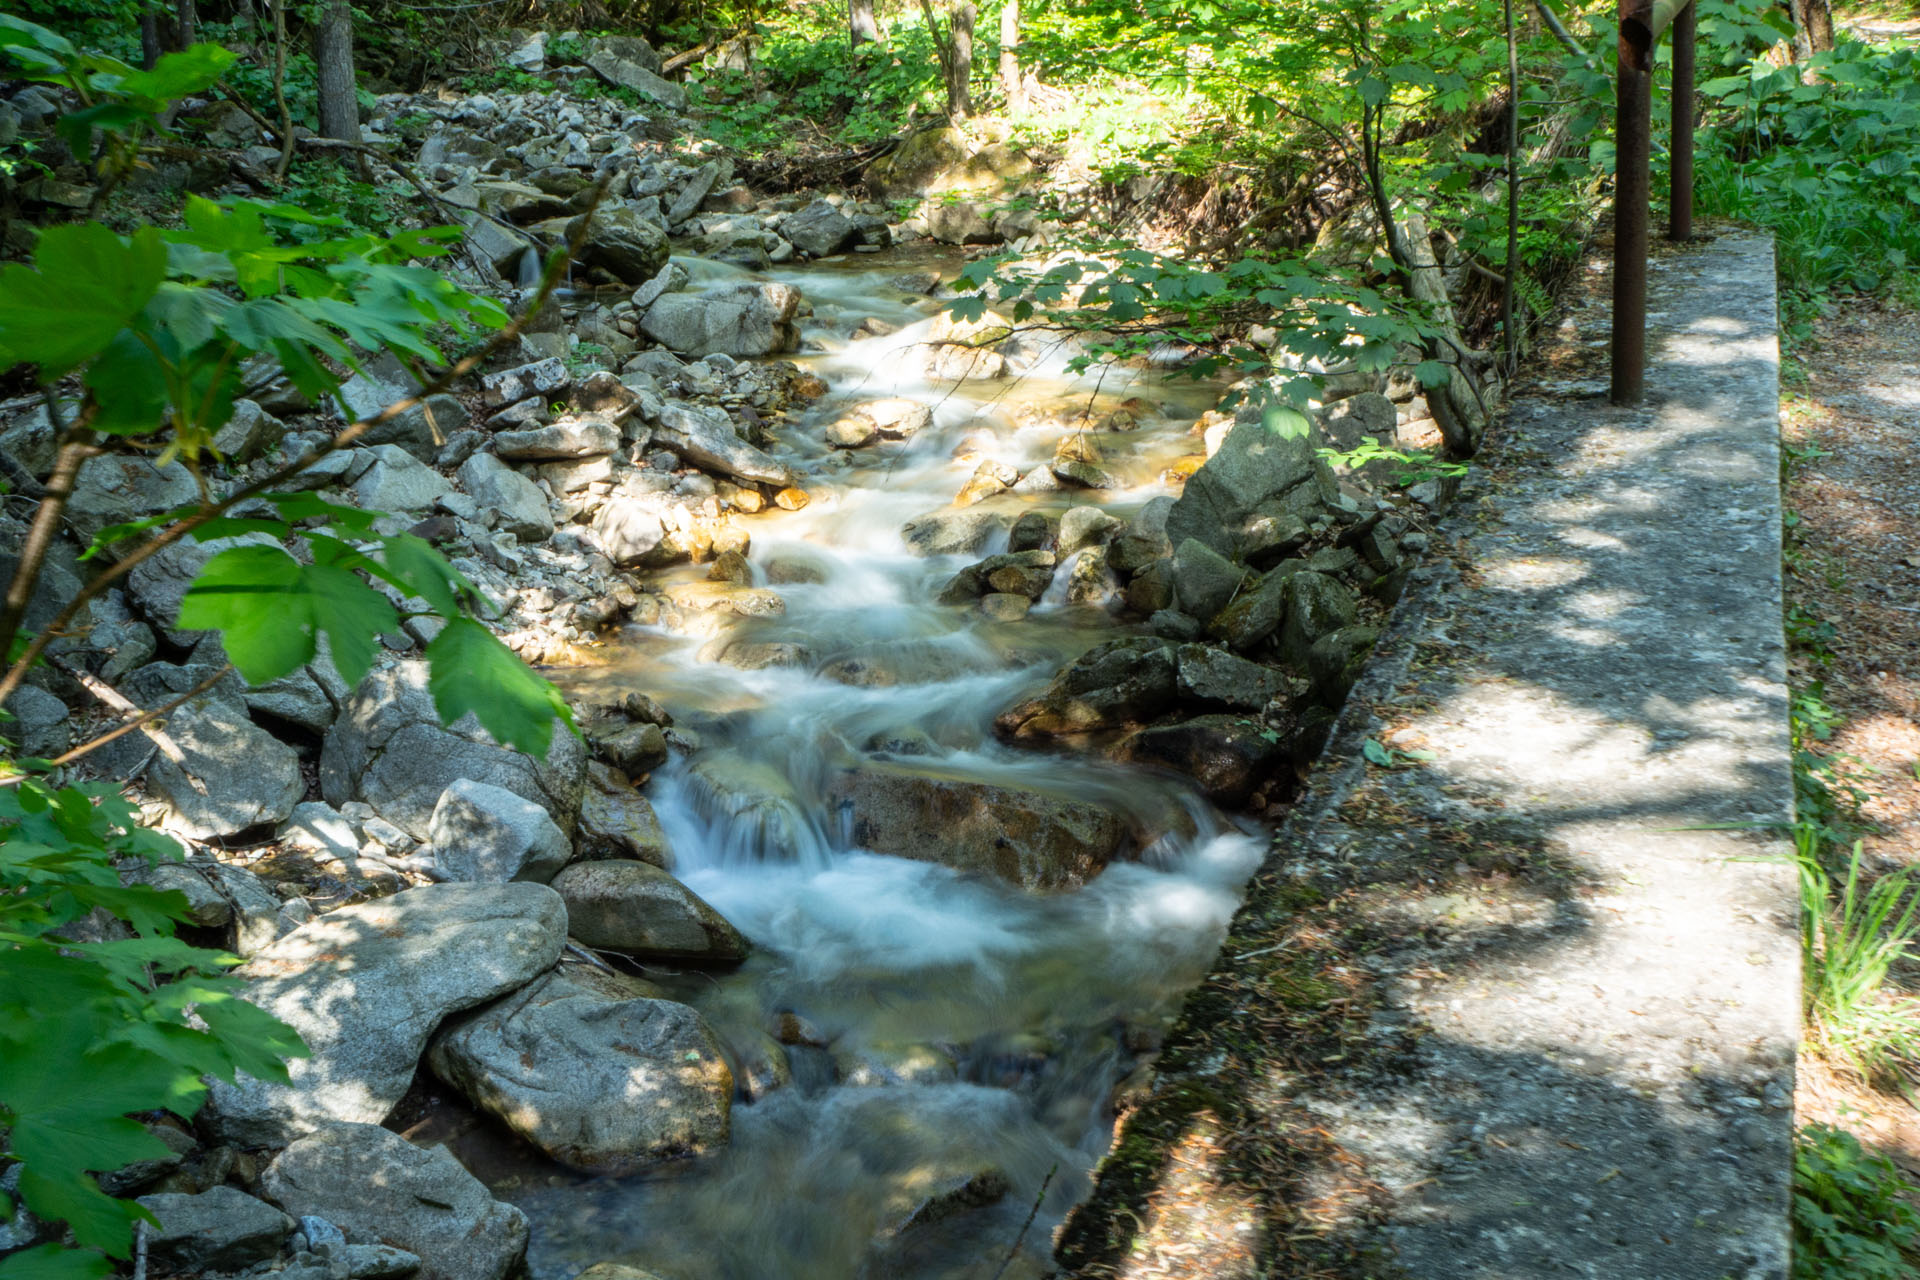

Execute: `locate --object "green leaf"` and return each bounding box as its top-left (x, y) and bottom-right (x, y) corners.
top-left (173, 545), bottom-right (314, 682)
top-left (115, 44), bottom-right (235, 105)
top-left (1362, 738), bottom-right (1393, 767)
top-left (82, 331), bottom-right (169, 436)
top-left (0, 1243), bottom-right (115, 1280)
top-left (1261, 404), bottom-right (1311, 440)
top-left (425, 618), bottom-right (572, 758)
top-left (0, 225), bottom-right (166, 379)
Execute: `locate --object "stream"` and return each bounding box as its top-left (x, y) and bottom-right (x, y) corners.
top-left (492, 247), bottom-right (1263, 1279)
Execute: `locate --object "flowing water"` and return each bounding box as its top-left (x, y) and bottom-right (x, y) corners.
top-left (497, 248), bottom-right (1263, 1279)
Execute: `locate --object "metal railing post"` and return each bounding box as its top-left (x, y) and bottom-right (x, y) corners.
top-left (1670, 0), bottom-right (1697, 241)
top-left (1611, 1), bottom-right (1655, 406)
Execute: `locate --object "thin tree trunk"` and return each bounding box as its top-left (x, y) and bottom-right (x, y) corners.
top-left (139, 6), bottom-right (162, 68)
top-left (849, 0), bottom-right (879, 47)
top-left (270, 0), bottom-right (295, 181)
top-left (999, 0), bottom-right (1023, 115)
top-left (1802, 0), bottom-right (1835, 52)
top-left (314, 0), bottom-right (360, 146)
top-left (948, 2), bottom-right (975, 118)
top-left (1502, 0), bottom-right (1518, 374)
top-left (174, 0), bottom-right (197, 50)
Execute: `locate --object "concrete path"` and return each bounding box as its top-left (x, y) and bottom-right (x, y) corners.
top-left (1058, 231), bottom-right (1798, 1279)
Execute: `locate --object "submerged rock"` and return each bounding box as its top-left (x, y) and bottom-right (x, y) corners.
top-left (828, 763), bottom-right (1143, 890)
top-left (429, 965), bottom-right (732, 1173)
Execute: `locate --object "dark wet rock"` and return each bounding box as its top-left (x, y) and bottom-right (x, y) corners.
top-left (1170, 537), bottom-right (1245, 624)
top-left (571, 206), bottom-right (670, 285)
top-left (262, 1123), bottom-right (529, 1280)
top-left (829, 764), bottom-right (1139, 890)
top-left (1306, 624), bottom-right (1380, 706)
top-left (1207, 560), bottom-right (1308, 651)
top-left (1107, 496), bottom-right (1175, 574)
top-left (551, 860), bottom-right (749, 961)
top-left (429, 965), bottom-right (731, 1173)
top-left (1112, 714), bottom-right (1286, 806)
top-left (576, 762), bottom-right (673, 866)
top-left (1008, 511), bottom-right (1057, 553)
top-left (784, 198), bottom-right (859, 257)
top-left (1124, 557), bottom-right (1175, 615)
top-left (996, 636), bottom-right (1178, 739)
top-left (320, 661), bottom-right (586, 839)
top-left (1164, 410), bottom-right (1337, 561)
top-left (1276, 570), bottom-right (1358, 668)
top-left (136, 1187), bottom-right (292, 1273)
top-left (1175, 644), bottom-right (1290, 709)
top-left (204, 882), bottom-right (567, 1146)
top-left (586, 719), bottom-right (671, 776)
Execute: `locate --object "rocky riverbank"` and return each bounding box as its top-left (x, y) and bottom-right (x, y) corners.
top-left (3, 31), bottom-right (1465, 1279)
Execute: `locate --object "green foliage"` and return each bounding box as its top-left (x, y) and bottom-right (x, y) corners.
top-left (949, 241), bottom-right (1432, 409)
top-left (0, 778), bottom-right (308, 1263)
top-left (1319, 435), bottom-right (1468, 487)
top-left (0, 15), bottom-right (233, 167)
top-left (281, 156), bottom-right (411, 236)
top-left (1793, 1123), bottom-right (1920, 1280)
top-left (1697, 38), bottom-right (1920, 302)
top-left (1799, 841), bottom-right (1920, 1080)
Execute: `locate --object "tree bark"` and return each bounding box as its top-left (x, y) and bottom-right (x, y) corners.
top-left (999, 0), bottom-right (1023, 115)
top-left (1800, 0), bottom-right (1835, 53)
top-left (849, 0), bottom-right (880, 46)
top-left (947, 2), bottom-right (976, 118)
top-left (174, 0), bottom-right (197, 50)
top-left (314, 0), bottom-right (360, 146)
top-left (139, 6), bottom-right (162, 68)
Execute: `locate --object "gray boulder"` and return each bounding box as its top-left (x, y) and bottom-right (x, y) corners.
top-left (570, 206), bottom-right (670, 284)
top-left (783, 199), bottom-right (857, 257)
top-left (1175, 643), bottom-right (1289, 709)
top-left (428, 966), bottom-right (732, 1173)
top-left (1164, 409), bottom-right (1335, 562)
top-left (492, 415), bottom-right (620, 460)
top-left (666, 161), bottom-right (721, 225)
top-left (136, 1187), bottom-right (292, 1273)
top-left (204, 882), bottom-right (567, 1146)
top-left (64, 456), bottom-right (200, 552)
top-left (4, 685), bottom-right (70, 760)
top-left (319, 661), bottom-right (586, 839)
top-left (1170, 537), bottom-right (1245, 624)
top-left (334, 375), bottom-right (471, 461)
top-left (576, 762), bottom-right (673, 865)
top-left (550, 860), bottom-right (748, 961)
top-left (148, 699), bottom-right (304, 839)
top-left (479, 357), bottom-right (568, 409)
top-left (349, 445), bottom-right (453, 513)
top-left (428, 778), bottom-right (572, 884)
top-left (652, 402), bottom-right (791, 487)
top-left (262, 1123), bottom-right (529, 1280)
top-left (641, 283), bottom-right (802, 358)
top-left (457, 453), bottom-right (554, 542)
top-left (214, 399), bottom-right (285, 463)
top-left (994, 636), bottom-right (1179, 739)
top-left (589, 479), bottom-right (670, 565)
top-left (1277, 570), bottom-right (1358, 667)
top-left (586, 41), bottom-right (685, 110)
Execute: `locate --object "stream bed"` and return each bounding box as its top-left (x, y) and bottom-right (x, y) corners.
top-left (487, 248), bottom-right (1263, 1279)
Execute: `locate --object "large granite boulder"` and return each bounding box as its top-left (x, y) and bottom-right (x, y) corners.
top-left (569, 205), bottom-right (670, 285)
top-left (262, 1123), bottom-right (529, 1280)
top-left (428, 778), bottom-right (572, 884)
top-left (585, 37), bottom-right (684, 110)
top-left (428, 966), bottom-right (732, 1173)
top-left (457, 453), bottom-right (555, 542)
top-left (550, 860), bottom-right (748, 961)
top-left (319, 661), bottom-right (586, 839)
top-left (640, 283), bottom-right (802, 358)
top-left (994, 636), bottom-right (1180, 739)
top-left (1164, 408), bottom-right (1337, 562)
top-left (651, 401), bottom-right (792, 487)
top-left (203, 882), bottom-right (567, 1146)
top-left (147, 697), bottom-right (305, 840)
top-left (782, 198), bottom-right (858, 257)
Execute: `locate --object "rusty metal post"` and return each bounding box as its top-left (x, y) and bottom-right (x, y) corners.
top-left (1670, 1), bottom-right (1696, 240)
top-left (1612, 0), bottom-right (1655, 406)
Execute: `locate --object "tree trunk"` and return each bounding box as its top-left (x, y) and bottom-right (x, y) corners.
top-left (313, 0), bottom-right (359, 145)
top-left (139, 5), bottom-right (162, 68)
top-left (849, 0), bottom-right (880, 46)
top-left (998, 0), bottom-right (1023, 115)
top-left (174, 0), bottom-right (197, 49)
top-left (947, 2), bottom-right (975, 118)
top-left (1802, 0), bottom-right (1835, 52)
